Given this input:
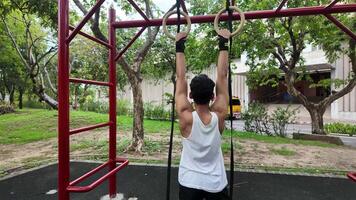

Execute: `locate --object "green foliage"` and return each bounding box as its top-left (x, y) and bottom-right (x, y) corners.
top-left (246, 67), bottom-right (281, 90)
top-left (271, 106), bottom-right (298, 137)
top-left (241, 102), bottom-right (271, 135)
top-left (144, 102), bottom-right (171, 120)
top-left (242, 102), bottom-right (297, 137)
top-left (117, 99), bottom-right (132, 116)
top-left (80, 99), bottom-right (109, 114)
top-left (309, 78), bottom-right (348, 90)
top-left (0, 101), bottom-right (15, 115)
top-left (23, 100), bottom-right (51, 109)
top-left (325, 123), bottom-right (356, 136)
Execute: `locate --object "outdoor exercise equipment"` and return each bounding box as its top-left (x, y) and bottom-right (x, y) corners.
top-left (162, 10), bottom-right (191, 40)
top-left (57, 0), bottom-right (356, 199)
top-left (221, 1), bottom-right (246, 199)
top-left (348, 172), bottom-right (356, 182)
top-left (164, 1), bottom-right (188, 200)
top-left (214, 6), bottom-right (246, 37)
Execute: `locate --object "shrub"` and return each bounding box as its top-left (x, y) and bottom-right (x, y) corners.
top-left (241, 102), bottom-right (271, 135)
top-left (80, 100), bottom-right (109, 113)
top-left (0, 101), bottom-right (15, 115)
top-left (325, 123), bottom-right (356, 136)
top-left (117, 100), bottom-right (132, 116)
top-left (23, 100), bottom-right (51, 109)
top-left (270, 106), bottom-right (298, 137)
top-left (144, 102), bottom-right (171, 120)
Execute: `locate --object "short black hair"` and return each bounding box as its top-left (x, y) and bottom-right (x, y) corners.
top-left (190, 74), bottom-right (215, 105)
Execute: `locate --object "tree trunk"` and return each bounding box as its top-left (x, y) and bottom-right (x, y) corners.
top-left (73, 86), bottom-right (78, 110)
top-left (306, 105), bottom-right (327, 135)
top-left (18, 89), bottom-right (23, 109)
top-left (9, 87), bottom-right (15, 105)
top-left (127, 77), bottom-right (145, 153)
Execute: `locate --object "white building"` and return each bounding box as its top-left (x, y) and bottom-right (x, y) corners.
top-left (115, 46), bottom-right (356, 122)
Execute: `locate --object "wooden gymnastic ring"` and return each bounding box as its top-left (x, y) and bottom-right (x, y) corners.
top-left (214, 6), bottom-right (245, 36)
top-left (162, 10), bottom-right (191, 40)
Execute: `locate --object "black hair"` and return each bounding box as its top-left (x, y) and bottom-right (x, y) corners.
top-left (190, 74), bottom-right (215, 105)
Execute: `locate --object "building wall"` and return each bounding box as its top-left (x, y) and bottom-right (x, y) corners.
top-left (331, 54), bottom-right (356, 121)
top-left (117, 64), bottom-right (248, 110)
top-left (115, 47), bottom-right (355, 121)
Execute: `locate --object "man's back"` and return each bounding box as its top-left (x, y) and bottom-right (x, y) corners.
top-left (179, 111), bottom-right (227, 193)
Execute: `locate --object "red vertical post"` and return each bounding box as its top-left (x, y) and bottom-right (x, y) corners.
top-left (108, 7), bottom-right (117, 198)
top-left (58, 0), bottom-right (70, 200)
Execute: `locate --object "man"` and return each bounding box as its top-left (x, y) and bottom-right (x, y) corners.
top-left (175, 29), bottom-right (231, 200)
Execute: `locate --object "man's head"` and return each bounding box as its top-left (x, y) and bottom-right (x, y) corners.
top-left (189, 74), bottom-right (215, 105)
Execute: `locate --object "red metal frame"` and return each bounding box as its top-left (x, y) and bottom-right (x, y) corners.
top-left (67, 0), bottom-right (106, 43)
top-left (58, 0), bottom-right (356, 199)
top-left (115, 27), bottom-right (147, 61)
top-left (113, 4), bottom-right (356, 29)
top-left (348, 172), bottom-right (356, 182)
top-left (69, 25), bottom-right (112, 48)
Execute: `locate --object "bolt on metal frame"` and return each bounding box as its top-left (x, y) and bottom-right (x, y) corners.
top-left (57, 0), bottom-right (356, 199)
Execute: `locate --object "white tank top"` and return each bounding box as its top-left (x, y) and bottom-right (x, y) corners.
top-left (178, 111), bottom-right (228, 193)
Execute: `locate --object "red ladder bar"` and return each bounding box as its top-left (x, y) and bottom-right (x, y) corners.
top-left (70, 122), bottom-right (112, 135)
top-left (67, 0), bottom-right (106, 43)
top-left (69, 25), bottom-right (112, 48)
top-left (58, 0), bottom-right (127, 199)
top-left (67, 158), bottom-right (129, 193)
top-left (348, 172), bottom-right (356, 182)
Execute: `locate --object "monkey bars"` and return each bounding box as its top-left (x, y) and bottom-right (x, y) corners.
top-left (57, 0), bottom-right (356, 199)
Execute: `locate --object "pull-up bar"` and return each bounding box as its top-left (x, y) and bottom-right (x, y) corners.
top-left (113, 4), bottom-right (356, 28)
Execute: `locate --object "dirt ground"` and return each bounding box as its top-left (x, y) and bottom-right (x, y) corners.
top-left (1, 130), bottom-right (356, 177)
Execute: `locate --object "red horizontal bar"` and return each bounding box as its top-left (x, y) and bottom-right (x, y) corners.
top-left (69, 78), bottom-right (113, 87)
top-left (67, 158), bottom-right (129, 193)
top-left (70, 122), bottom-right (112, 135)
top-left (324, 14), bottom-right (356, 41)
top-left (113, 4), bottom-right (356, 28)
top-left (348, 172), bottom-right (356, 182)
top-left (69, 26), bottom-right (112, 48)
top-left (67, 0), bottom-right (106, 43)
top-left (69, 161), bottom-right (109, 186)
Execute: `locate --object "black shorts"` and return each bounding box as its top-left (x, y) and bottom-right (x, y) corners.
top-left (179, 184), bottom-right (229, 200)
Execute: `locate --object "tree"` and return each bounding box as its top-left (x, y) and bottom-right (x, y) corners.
top-left (72, 0), bottom-right (162, 152)
top-left (0, 2), bottom-right (58, 109)
top-left (235, 0), bottom-right (355, 134)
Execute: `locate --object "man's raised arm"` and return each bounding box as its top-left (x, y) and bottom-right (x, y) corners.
top-left (175, 32), bottom-right (193, 137)
top-left (211, 29), bottom-right (231, 132)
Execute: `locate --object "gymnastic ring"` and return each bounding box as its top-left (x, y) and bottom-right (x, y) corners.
top-left (162, 10), bottom-right (191, 40)
top-left (214, 6), bottom-right (245, 37)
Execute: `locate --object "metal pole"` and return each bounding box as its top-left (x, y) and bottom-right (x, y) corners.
top-left (113, 4), bottom-right (356, 28)
top-left (324, 14), bottom-right (356, 41)
top-left (58, 0), bottom-right (70, 199)
top-left (108, 7), bottom-right (117, 198)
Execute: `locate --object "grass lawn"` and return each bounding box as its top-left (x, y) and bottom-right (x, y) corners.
top-left (0, 109), bottom-right (354, 177)
top-left (0, 109), bottom-right (174, 144)
top-left (0, 108), bottom-right (336, 148)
